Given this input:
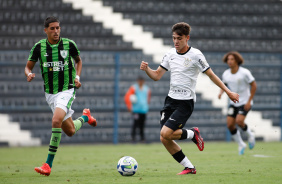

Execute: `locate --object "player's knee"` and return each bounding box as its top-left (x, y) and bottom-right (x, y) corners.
top-left (52, 118), bottom-right (62, 128)
top-left (236, 121), bottom-right (245, 128)
top-left (160, 135), bottom-right (169, 144)
top-left (160, 135), bottom-right (164, 142)
top-left (65, 129), bottom-right (75, 137)
top-left (160, 129), bottom-right (171, 140)
top-left (227, 123), bottom-right (234, 130)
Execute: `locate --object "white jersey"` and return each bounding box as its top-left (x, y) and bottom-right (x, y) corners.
top-left (160, 47), bottom-right (210, 101)
top-left (222, 66), bottom-right (255, 107)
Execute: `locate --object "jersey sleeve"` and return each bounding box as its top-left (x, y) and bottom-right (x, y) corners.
top-left (124, 86), bottom-right (135, 111)
top-left (69, 40), bottom-right (80, 58)
top-left (194, 53), bottom-right (210, 73)
top-left (28, 42), bottom-right (41, 62)
top-left (244, 69), bottom-right (255, 83)
top-left (160, 53), bottom-right (170, 71)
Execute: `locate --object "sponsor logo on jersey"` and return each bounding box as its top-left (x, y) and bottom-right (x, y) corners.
top-left (173, 89), bottom-right (188, 96)
top-left (162, 54), bottom-right (168, 62)
top-left (44, 53), bottom-right (49, 57)
top-left (43, 61), bottom-right (68, 71)
top-left (198, 59), bottom-right (207, 69)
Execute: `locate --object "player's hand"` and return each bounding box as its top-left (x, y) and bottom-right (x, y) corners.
top-left (244, 102), bottom-right (251, 111)
top-left (140, 61), bottom-right (148, 71)
top-left (74, 78), bottom-right (81, 89)
top-left (228, 92), bottom-right (239, 103)
top-left (27, 73), bottom-right (35, 82)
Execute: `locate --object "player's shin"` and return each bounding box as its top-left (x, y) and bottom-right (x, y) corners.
top-left (73, 117), bottom-right (85, 133)
top-left (230, 128), bottom-right (244, 145)
top-left (46, 128), bottom-right (62, 168)
top-left (241, 124), bottom-right (253, 137)
top-left (172, 150), bottom-right (194, 168)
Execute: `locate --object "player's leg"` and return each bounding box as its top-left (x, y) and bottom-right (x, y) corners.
top-left (139, 114), bottom-right (146, 142)
top-left (236, 114), bottom-right (255, 149)
top-left (61, 108), bottom-right (97, 137)
top-left (160, 126), bottom-right (182, 153)
top-left (160, 127), bottom-right (196, 175)
top-left (35, 107), bottom-right (66, 176)
top-left (131, 113), bottom-right (138, 142)
top-left (160, 109), bottom-right (195, 174)
top-left (160, 102), bottom-right (198, 175)
top-left (227, 116), bottom-right (246, 155)
top-left (235, 105), bottom-right (255, 149)
top-left (227, 105), bottom-right (246, 155)
top-left (160, 100), bottom-right (204, 151)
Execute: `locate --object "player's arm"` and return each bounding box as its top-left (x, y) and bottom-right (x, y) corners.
top-left (245, 81), bottom-right (257, 110)
top-left (124, 86), bottom-right (135, 112)
top-left (204, 68), bottom-right (239, 103)
top-left (74, 55), bottom-right (82, 88)
top-left (140, 61), bottom-right (166, 81)
top-left (25, 61), bottom-right (36, 82)
top-left (218, 88), bottom-right (224, 99)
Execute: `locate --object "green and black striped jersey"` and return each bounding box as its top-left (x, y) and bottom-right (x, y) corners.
top-left (28, 38), bottom-right (80, 94)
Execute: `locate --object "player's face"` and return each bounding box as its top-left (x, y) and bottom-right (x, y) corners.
top-left (44, 22), bottom-right (61, 44)
top-left (172, 32), bottom-right (190, 53)
top-left (138, 79), bottom-right (145, 86)
top-left (226, 55), bottom-right (238, 68)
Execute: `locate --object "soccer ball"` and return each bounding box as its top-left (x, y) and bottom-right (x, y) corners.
top-left (117, 156), bottom-right (138, 176)
top-left (129, 94), bottom-right (137, 104)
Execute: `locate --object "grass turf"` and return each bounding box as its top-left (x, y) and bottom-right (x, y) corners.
top-left (0, 142), bottom-right (281, 184)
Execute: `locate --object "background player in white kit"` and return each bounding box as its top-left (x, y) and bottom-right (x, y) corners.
top-left (218, 51), bottom-right (257, 155)
top-left (140, 22), bottom-right (239, 175)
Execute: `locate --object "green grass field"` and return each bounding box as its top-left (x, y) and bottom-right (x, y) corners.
top-left (0, 142), bottom-right (282, 184)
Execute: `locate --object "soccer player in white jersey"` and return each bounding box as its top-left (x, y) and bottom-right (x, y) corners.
top-left (140, 22), bottom-right (239, 175)
top-left (218, 51), bottom-right (257, 155)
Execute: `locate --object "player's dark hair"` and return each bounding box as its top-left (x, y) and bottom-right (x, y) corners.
top-left (172, 22), bottom-right (191, 36)
top-left (222, 51), bottom-right (244, 65)
top-left (44, 16), bottom-right (60, 28)
top-left (137, 75), bottom-right (144, 81)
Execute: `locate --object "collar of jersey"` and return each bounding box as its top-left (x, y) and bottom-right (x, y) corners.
top-left (46, 37), bottom-right (62, 46)
top-left (176, 46), bottom-right (191, 55)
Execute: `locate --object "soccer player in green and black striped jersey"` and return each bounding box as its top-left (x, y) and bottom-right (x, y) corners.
top-left (25, 16), bottom-right (97, 176)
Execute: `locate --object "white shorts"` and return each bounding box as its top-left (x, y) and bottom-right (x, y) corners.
top-left (45, 88), bottom-right (76, 121)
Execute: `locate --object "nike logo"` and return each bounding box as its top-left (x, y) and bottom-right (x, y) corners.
top-left (170, 58), bottom-right (175, 60)
top-left (169, 118), bottom-right (176, 121)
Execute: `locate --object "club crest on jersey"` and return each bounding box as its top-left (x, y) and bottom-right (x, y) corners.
top-left (60, 50), bottom-right (68, 59)
top-left (184, 58), bottom-right (192, 67)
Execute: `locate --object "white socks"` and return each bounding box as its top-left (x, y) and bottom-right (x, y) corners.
top-left (180, 156), bottom-right (194, 168)
top-left (187, 129), bottom-right (194, 139)
top-left (232, 130), bottom-right (245, 146)
top-left (245, 126), bottom-right (253, 137)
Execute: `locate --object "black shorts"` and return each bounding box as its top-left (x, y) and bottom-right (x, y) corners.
top-left (160, 96), bottom-right (194, 131)
top-left (227, 105), bottom-right (251, 118)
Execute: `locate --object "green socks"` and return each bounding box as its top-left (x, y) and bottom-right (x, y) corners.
top-left (45, 116), bottom-right (88, 168)
top-left (46, 128), bottom-right (62, 168)
top-left (73, 116), bottom-right (88, 133)
top-left (81, 115), bottom-right (88, 122)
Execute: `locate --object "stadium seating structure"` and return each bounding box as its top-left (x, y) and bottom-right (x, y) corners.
top-left (0, 0), bottom-right (281, 144)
